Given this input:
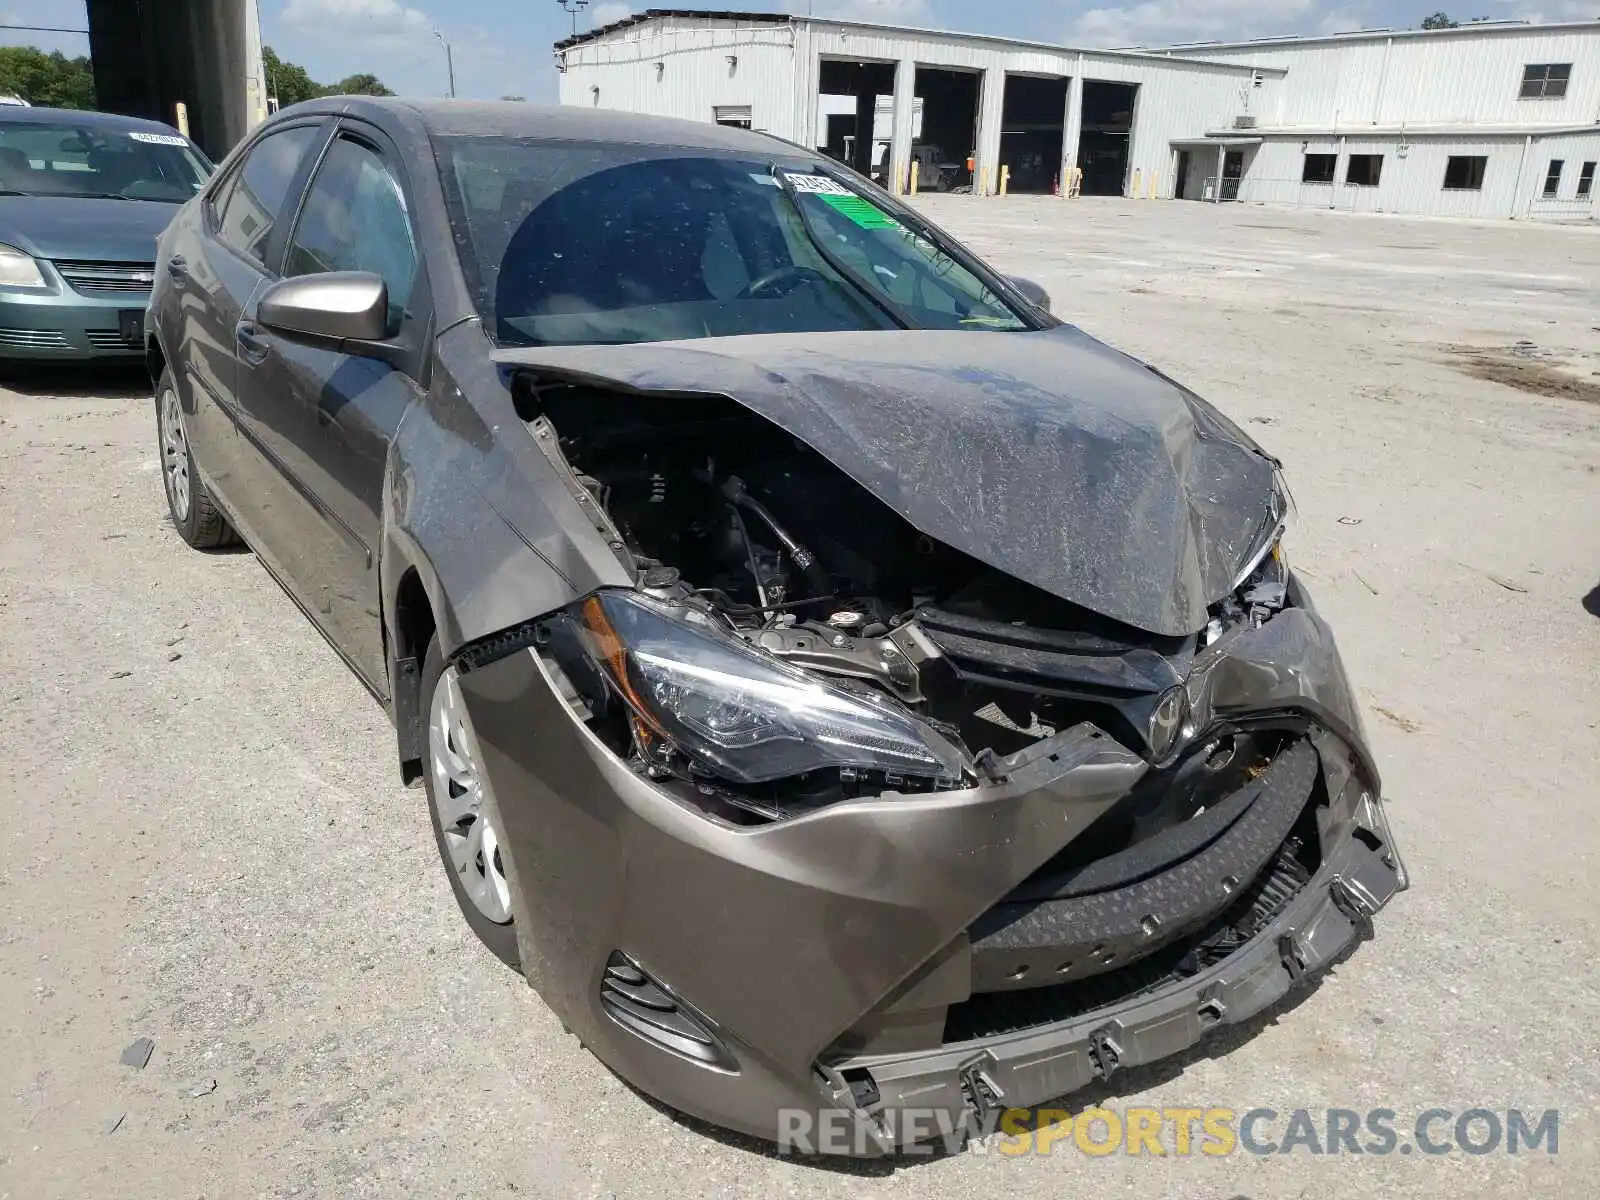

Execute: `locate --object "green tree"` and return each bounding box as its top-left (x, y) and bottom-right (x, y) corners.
top-left (0, 46), bottom-right (96, 109)
top-left (263, 46), bottom-right (325, 107)
top-left (329, 73), bottom-right (394, 97)
top-left (264, 47), bottom-right (392, 106)
top-left (1421, 12), bottom-right (1459, 28)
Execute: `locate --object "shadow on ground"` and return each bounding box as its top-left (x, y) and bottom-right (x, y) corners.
top-left (0, 362), bottom-right (151, 399)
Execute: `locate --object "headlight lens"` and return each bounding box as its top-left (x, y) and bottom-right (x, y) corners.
top-left (577, 590), bottom-right (968, 786)
top-left (1232, 470), bottom-right (1294, 591)
top-left (0, 244), bottom-right (47, 289)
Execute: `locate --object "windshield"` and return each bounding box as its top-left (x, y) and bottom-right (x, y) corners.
top-left (435, 137), bottom-right (1031, 347)
top-left (0, 120), bottom-right (210, 202)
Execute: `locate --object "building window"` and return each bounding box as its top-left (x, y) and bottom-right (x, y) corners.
top-left (1577, 162), bottom-right (1595, 199)
top-left (1542, 160), bottom-right (1565, 198)
top-left (1519, 63), bottom-right (1571, 99)
top-left (714, 105), bottom-right (752, 129)
top-left (1302, 153), bottom-right (1337, 184)
top-left (1345, 154), bottom-right (1383, 187)
top-left (1443, 156), bottom-right (1487, 191)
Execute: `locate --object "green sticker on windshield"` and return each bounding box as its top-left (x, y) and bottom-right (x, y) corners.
top-left (819, 193), bottom-right (901, 229)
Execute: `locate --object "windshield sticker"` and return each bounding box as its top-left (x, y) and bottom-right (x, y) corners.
top-left (128, 131), bottom-right (188, 146)
top-left (787, 173), bottom-right (852, 196)
top-left (819, 193), bottom-right (901, 229)
top-left (748, 173), bottom-right (780, 187)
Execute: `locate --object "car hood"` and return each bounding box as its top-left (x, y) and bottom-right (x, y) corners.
top-left (492, 327), bottom-right (1280, 637)
top-left (0, 195), bottom-right (178, 262)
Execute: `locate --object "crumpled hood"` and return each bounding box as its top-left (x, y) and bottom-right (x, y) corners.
top-left (0, 195), bottom-right (177, 262)
top-left (492, 326), bottom-right (1279, 637)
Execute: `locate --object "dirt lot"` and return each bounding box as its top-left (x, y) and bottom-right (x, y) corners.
top-left (2, 197), bottom-right (1597, 1199)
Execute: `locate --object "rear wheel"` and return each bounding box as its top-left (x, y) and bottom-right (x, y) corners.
top-left (156, 369), bottom-right (237, 549)
top-left (421, 636), bottom-right (520, 969)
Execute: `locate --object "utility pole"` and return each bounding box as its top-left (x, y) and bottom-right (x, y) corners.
top-left (557, 1), bottom-right (591, 37)
top-left (434, 30), bottom-right (456, 99)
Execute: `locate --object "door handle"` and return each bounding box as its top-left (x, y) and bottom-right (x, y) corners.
top-left (235, 320), bottom-right (271, 367)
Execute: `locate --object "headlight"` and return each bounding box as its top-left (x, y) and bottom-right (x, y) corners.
top-left (576, 590), bottom-right (968, 786)
top-left (1232, 470), bottom-right (1294, 591)
top-left (0, 244), bottom-right (47, 289)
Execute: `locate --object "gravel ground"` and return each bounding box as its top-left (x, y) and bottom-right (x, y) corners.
top-left (2, 197), bottom-right (1597, 1199)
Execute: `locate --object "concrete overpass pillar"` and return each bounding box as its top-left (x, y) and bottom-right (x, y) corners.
top-left (86, 0), bottom-right (265, 159)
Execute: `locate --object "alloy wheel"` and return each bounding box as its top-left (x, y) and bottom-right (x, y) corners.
top-left (159, 386), bottom-right (191, 522)
top-left (428, 667), bottom-right (513, 924)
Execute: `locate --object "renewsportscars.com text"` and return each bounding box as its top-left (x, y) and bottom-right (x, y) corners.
top-left (778, 1105), bottom-right (1561, 1158)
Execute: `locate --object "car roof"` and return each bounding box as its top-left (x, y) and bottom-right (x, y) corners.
top-left (0, 105), bottom-right (190, 138)
top-left (316, 96), bottom-right (808, 157)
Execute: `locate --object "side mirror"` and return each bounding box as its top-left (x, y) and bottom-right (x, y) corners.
top-left (257, 271), bottom-right (389, 344)
top-left (1008, 275), bottom-right (1052, 313)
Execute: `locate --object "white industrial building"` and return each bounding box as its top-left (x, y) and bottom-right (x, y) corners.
top-left (554, 10), bottom-right (1600, 221)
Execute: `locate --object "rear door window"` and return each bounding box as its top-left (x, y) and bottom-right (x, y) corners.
top-left (217, 124), bottom-right (321, 268)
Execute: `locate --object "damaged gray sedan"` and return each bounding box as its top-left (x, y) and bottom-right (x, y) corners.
top-left (146, 99), bottom-right (1406, 1153)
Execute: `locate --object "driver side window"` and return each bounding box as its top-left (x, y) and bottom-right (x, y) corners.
top-left (285, 134), bottom-right (418, 333)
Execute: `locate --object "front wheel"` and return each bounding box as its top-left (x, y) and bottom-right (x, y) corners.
top-left (155, 369), bottom-right (237, 549)
top-left (420, 636), bottom-right (521, 968)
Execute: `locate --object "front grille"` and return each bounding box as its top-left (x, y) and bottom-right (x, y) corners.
top-left (53, 260), bottom-right (156, 297)
top-left (85, 329), bottom-right (136, 350)
top-left (0, 327), bottom-right (69, 348)
top-left (943, 836), bottom-right (1317, 1044)
top-left (967, 737), bottom-right (1319, 993)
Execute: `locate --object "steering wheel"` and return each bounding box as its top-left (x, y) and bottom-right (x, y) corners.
top-left (740, 265), bottom-right (828, 299)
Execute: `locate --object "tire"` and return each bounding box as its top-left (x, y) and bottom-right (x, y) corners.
top-left (420, 635), bottom-right (521, 969)
top-left (155, 368), bottom-right (238, 549)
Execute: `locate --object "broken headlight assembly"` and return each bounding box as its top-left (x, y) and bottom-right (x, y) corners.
top-left (575, 590), bottom-right (969, 787)
top-left (1232, 470), bottom-right (1294, 594)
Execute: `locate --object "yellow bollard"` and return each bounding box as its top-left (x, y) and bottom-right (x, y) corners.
top-left (1130, 168), bottom-right (1142, 197)
top-left (1148, 173), bottom-right (1158, 200)
top-left (910, 159), bottom-right (919, 195)
top-left (175, 102), bottom-right (189, 138)
top-left (1000, 164), bottom-right (1010, 196)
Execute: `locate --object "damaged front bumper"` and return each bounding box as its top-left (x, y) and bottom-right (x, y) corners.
top-left (454, 606), bottom-right (1407, 1154)
top-left (822, 791), bottom-right (1403, 1152)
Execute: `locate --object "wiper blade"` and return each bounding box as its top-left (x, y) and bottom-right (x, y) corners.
top-left (769, 166), bottom-right (910, 330)
top-left (0, 188), bottom-right (34, 196)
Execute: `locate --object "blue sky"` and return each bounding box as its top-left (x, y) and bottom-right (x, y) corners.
top-left (3, 0), bottom-right (1595, 102)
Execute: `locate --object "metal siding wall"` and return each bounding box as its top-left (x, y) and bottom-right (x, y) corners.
top-left (1169, 27), bottom-right (1600, 129)
top-left (1524, 131), bottom-right (1600, 220)
top-left (560, 17), bottom-right (800, 137)
top-left (1377, 31), bottom-right (1600, 126)
top-left (1238, 136), bottom-right (1531, 218)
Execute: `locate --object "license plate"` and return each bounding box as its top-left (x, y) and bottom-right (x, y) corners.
top-left (118, 309), bottom-right (144, 345)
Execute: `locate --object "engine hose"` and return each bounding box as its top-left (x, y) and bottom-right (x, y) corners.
top-left (720, 477), bottom-right (834, 599)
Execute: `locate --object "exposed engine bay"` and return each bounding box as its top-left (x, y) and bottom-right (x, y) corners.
top-left (518, 379), bottom-right (1294, 830)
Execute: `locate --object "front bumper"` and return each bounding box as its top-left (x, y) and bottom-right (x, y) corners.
top-left (455, 607), bottom-right (1407, 1153)
top-left (0, 287), bottom-right (147, 360)
top-left (825, 793), bottom-right (1402, 1152)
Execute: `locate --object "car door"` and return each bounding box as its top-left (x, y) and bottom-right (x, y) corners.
top-left (233, 122), bottom-right (429, 696)
top-left (174, 120), bottom-right (327, 529)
